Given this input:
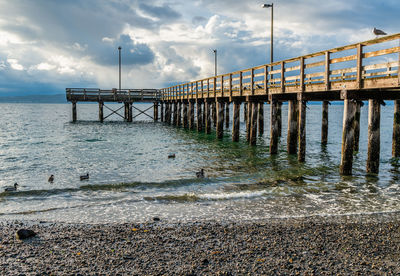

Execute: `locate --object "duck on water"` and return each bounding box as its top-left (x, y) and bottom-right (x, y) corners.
top-left (4, 183), bottom-right (18, 192)
top-left (80, 173), bottom-right (89, 181)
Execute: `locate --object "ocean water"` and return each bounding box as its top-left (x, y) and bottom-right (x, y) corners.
top-left (0, 102), bottom-right (399, 224)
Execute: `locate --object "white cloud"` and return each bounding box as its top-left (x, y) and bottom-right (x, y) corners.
top-left (36, 62), bottom-right (56, 71)
top-left (7, 58), bottom-right (24, 70)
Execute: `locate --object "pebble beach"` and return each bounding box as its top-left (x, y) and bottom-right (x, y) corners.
top-left (1, 212), bottom-right (400, 275)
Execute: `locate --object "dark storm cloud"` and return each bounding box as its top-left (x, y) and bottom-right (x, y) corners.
top-left (139, 3), bottom-right (181, 21)
top-left (96, 34), bottom-right (154, 66)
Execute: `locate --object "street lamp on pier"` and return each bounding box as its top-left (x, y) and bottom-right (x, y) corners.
top-left (118, 46), bottom-right (122, 91)
top-left (261, 3), bottom-right (273, 64)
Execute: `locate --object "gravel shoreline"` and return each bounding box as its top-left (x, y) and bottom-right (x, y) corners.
top-left (1, 212), bottom-right (400, 275)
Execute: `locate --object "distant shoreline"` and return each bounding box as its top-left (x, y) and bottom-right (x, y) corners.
top-left (0, 94), bottom-right (67, 103)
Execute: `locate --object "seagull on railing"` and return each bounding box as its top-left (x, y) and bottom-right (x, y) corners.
top-left (373, 28), bottom-right (387, 37)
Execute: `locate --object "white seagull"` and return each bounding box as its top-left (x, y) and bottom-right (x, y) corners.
top-left (373, 28), bottom-right (387, 37)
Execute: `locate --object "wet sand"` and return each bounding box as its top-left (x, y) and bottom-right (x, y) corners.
top-left (1, 212), bottom-right (400, 275)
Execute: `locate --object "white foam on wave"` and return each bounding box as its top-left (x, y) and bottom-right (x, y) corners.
top-left (198, 190), bottom-right (265, 200)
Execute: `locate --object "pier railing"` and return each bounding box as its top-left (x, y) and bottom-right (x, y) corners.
top-left (66, 88), bottom-right (160, 102)
top-left (160, 33), bottom-right (400, 101)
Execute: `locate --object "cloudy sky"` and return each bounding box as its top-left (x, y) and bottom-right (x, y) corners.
top-left (0, 0), bottom-right (398, 96)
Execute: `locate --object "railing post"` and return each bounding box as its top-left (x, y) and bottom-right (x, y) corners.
top-left (325, 51), bottom-right (330, 91)
top-left (356, 44), bottom-right (363, 89)
top-left (239, 72), bottom-right (243, 97)
top-left (300, 57), bottom-right (305, 92)
top-left (251, 68), bottom-right (255, 95)
top-left (229, 74), bottom-right (233, 100)
top-left (207, 79), bottom-right (210, 98)
top-left (221, 75), bottom-right (224, 97)
top-left (264, 65), bottom-right (268, 95)
top-left (281, 61), bottom-right (285, 93)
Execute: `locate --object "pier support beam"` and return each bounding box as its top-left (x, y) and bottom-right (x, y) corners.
top-left (393, 100), bottom-right (400, 157)
top-left (172, 102), bottom-right (178, 126)
top-left (270, 101), bottom-right (279, 154)
top-left (197, 101), bottom-right (203, 132)
top-left (321, 101), bottom-right (329, 145)
top-left (212, 102), bottom-right (217, 127)
top-left (128, 103), bottom-right (132, 122)
top-left (167, 103), bottom-right (171, 124)
top-left (287, 100), bottom-right (298, 154)
top-left (232, 101), bottom-right (240, 142)
top-left (160, 103), bottom-right (164, 122)
top-left (183, 102), bottom-right (188, 129)
top-left (250, 102), bottom-right (258, 145)
top-left (354, 101), bottom-right (362, 152)
top-left (205, 101), bottom-right (212, 134)
top-left (366, 99), bottom-right (381, 174)
top-left (246, 101), bottom-right (251, 142)
top-left (225, 102), bottom-right (230, 129)
top-left (216, 101), bottom-right (224, 139)
top-left (99, 102), bottom-right (103, 123)
top-left (189, 101), bottom-right (195, 130)
top-left (298, 100), bottom-right (307, 162)
top-left (277, 102), bottom-right (283, 137)
top-left (177, 102), bottom-right (181, 127)
top-left (72, 101), bottom-right (77, 122)
top-left (258, 102), bottom-right (264, 136)
top-left (340, 99), bottom-right (357, 175)
top-left (124, 103), bottom-right (129, 121)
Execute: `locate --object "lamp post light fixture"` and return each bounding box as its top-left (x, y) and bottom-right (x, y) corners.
top-left (213, 49), bottom-right (217, 76)
top-left (261, 3), bottom-right (273, 64)
top-left (118, 46), bottom-right (122, 91)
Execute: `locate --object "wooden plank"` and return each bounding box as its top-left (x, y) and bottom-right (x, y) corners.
top-left (363, 46), bottom-right (400, 59)
top-left (363, 61), bottom-right (398, 71)
top-left (330, 67), bottom-right (357, 75)
top-left (330, 54), bottom-right (357, 64)
top-left (304, 60), bottom-right (325, 69)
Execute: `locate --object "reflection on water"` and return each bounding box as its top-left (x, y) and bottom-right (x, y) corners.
top-left (0, 103), bottom-right (399, 223)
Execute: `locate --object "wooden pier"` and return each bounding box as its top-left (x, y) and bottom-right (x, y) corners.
top-left (66, 88), bottom-right (160, 122)
top-left (158, 33), bottom-right (400, 175)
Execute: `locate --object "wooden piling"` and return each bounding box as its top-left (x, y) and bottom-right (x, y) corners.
top-left (366, 99), bottom-right (381, 174)
top-left (128, 103), bottom-right (132, 122)
top-left (197, 101), bottom-right (203, 132)
top-left (250, 102), bottom-right (258, 145)
top-left (270, 101), bottom-right (279, 154)
top-left (172, 102), bottom-right (177, 125)
top-left (177, 102), bottom-right (181, 127)
top-left (244, 103), bottom-right (248, 124)
top-left (353, 101), bottom-right (361, 152)
top-left (392, 100), bottom-right (400, 157)
top-left (321, 101), bottom-right (329, 145)
top-left (258, 102), bottom-right (264, 136)
top-left (167, 103), bottom-right (172, 124)
top-left (232, 101), bottom-right (240, 142)
top-left (160, 102), bottom-right (164, 122)
top-left (212, 102), bottom-right (217, 127)
top-left (277, 102), bottom-right (282, 137)
top-left (205, 101), bottom-right (211, 134)
top-left (340, 99), bottom-right (357, 175)
top-left (225, 102), bottom-right (230, 129)
top-left (287, 100), bottom-right (298, 154)
top-left (183, 102), bottom-right (188, 129)
top-left (298, 100), bottom-right (307, 162)
top-left (246, 101), bottom-right (251, 142)
top-left (99, 102), bottom-right (103, 123)
top-left (72, 102), bottom-right (77, 122)
top-left (216, 101), bottom-right (224, 139)
top-left (189, 101), bottom-right (195, 130)
top-left (124, 102), bottom-right (129, 121)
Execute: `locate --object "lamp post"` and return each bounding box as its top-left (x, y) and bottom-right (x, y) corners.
top-left (261, 3), bottom-right (273, 64)
top-left (118, 46), bottom-right (122, 91)
top-left (213, 49), bottom-right (217, 76)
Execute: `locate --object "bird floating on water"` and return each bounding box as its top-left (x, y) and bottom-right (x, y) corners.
top-left (80, 173), bottom-right (89, 181)
top-left (168, 154), bottom-right (176, 159)
top-left (4, 183), bottom-right (18, 192)
top-left (373, 28), bottom-right (387, 37)
top-left (196, 169), bottom-right (205, 178)
top-left (48, 175), bottom-right (54, 183)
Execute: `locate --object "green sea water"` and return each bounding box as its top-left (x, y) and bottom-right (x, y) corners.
top-left (0, 102), bottom-right (399, 223)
